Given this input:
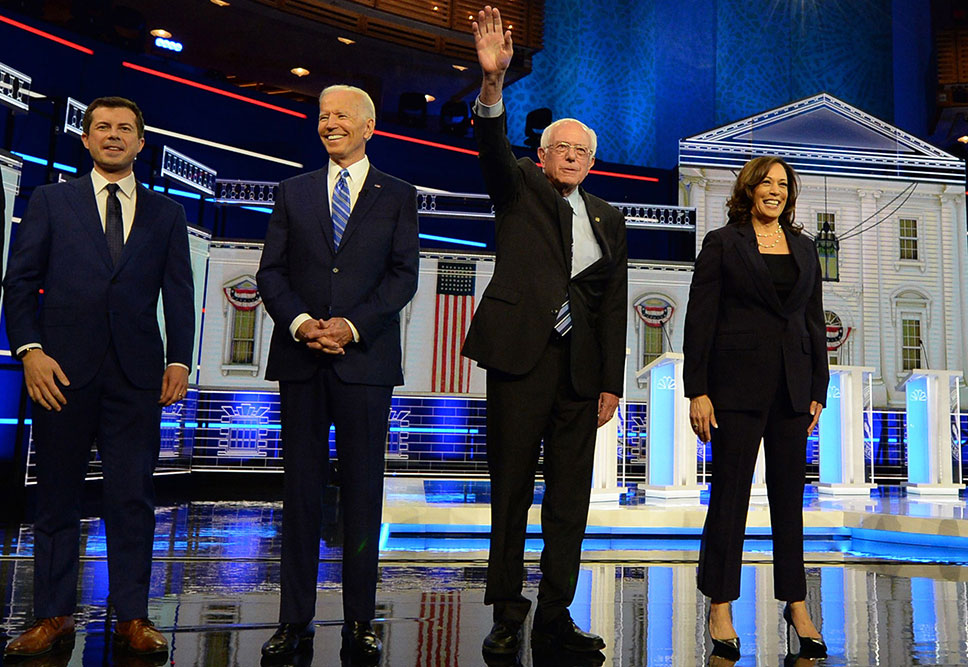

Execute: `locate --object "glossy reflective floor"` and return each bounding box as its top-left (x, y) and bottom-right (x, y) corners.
top-left (0, 485), bottom-right (966, 665)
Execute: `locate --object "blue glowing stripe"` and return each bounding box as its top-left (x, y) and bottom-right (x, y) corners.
top-left (11, 151), bottom-right (77, 173)
top-left (388, 427), bottom-right (480, 434)
top-left (152, 185), bottom-right (202, 200)
top-left (378, 523), bottom-right (390, 551)
top-left (418, 234), bottom-right (488, 248)
top-left (154, 37), bottom-right (183, 52)
top-left (241, 206), bottom-right (274, 214)
top-left (160, 421), bottom-right (181, 428)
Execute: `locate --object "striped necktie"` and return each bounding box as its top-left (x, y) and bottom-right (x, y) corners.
top-left (332, 168), bottom-right (350, 249)
top-left (554, 297), bottom-right (572, 336)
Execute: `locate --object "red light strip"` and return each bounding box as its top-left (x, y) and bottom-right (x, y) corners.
top-left (374, 131), bottom-right (660, 183)
top-left (122, 62), bottom-right (307, 119)
top-left (0, 13), bottom-right (93, 54)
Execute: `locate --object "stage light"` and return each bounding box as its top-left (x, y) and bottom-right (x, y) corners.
top-left (210, 0), bottom-right (230, 5)
top-left (524, 107), bottom-right (551, 149)
top-left (154, 37), bottom-right (184, 52)
top-left (0, 61), bottom-right (31, 112)
top-left (150, 29), bottom-right (172, 38)
top-left (337, 37), bottom-right (355, 45)
top-left (398, 92), bottom-right (428, 128)
top-left (161, 146), bottom-right (217, 195)
top-left (425, 94), bottom-right (436, 103)
top-left (290, 67), bottom-right (309, 77)
top-left (452, 65), bottom-right (468, 72)
top-left (959, 136), bottom-right (968, 144)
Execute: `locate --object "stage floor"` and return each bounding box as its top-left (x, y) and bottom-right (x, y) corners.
top-left (0, 479), bottom-right (966, 666)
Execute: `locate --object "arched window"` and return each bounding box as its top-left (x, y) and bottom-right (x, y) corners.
top-left (824, 310), bottom-right (851, 366)
top-left (222, 275), bottom-right (264, 373)
top-left (632, 294), bottom-right (675, 368)
top-left (890, 288), bottom-right (931, 374)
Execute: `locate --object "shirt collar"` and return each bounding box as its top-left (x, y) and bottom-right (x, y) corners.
top-left (564, 187), bottom-right (585, 212)
top-left (91, 170), bottom-right (137, 198)
top-left (328, 156), bottom-right (369, 183)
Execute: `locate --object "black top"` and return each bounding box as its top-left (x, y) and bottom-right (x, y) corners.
top-left (762, 253), bottom-right (799, 304)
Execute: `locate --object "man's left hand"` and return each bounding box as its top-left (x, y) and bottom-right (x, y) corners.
top-left (597, 392), bottom-right (619, 427)
top-left (160, 365), bottom-right (190, 406)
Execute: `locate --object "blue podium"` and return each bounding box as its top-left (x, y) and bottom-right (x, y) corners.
top-left (816, 365), bottom-right (877, 495)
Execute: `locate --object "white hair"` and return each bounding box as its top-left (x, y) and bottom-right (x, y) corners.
top-left (540, 117), bottom-right (597, 156)
top-left (319, 85), bottom-right (376, 121)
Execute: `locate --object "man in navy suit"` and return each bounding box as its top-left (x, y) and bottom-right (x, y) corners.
top-left (257, 84), bottom-right (419, 662)
top-left (3, 97), bottom-right (194, 659)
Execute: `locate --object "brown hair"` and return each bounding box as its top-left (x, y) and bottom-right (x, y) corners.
top-left (725, 156), bottom-right (801, 232)
top-left (82, 97), bottom-right (145, 138)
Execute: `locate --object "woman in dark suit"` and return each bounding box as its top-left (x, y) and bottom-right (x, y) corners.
top-left (683, 156), bottom-right (829, 660)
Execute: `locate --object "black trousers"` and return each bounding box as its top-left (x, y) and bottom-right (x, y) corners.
top-left (697, 381), bottom-right (811, 603)
top-left (484, 335), bottom-right (599, 624)
top-left (32, 347), bottom-right (161, 621)
top-left (277, 366), bottom-right (392, 625)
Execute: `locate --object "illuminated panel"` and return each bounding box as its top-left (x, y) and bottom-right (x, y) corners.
top-left (819, 373), bottom-right (844, 483)
top-left (647, 362), bottom-right (676, 485)
top-left (214, 179), bottom-right (278, 205)
top-left (0, 13), bottom-right (94, 54)
top-left (161, 146), bottom-right (217, 195)
top-left (64, 97), bottom-right (87, 136)
top-left (0, 61), bottom-right (31, 112)
top-left (905, 375), bottom-right (929, 484)
top-left (122, 62), bottom-right (307, 119)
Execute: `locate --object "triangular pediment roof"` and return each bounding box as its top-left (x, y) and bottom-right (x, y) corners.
top-left (679, 94), bottom-right (964, 185)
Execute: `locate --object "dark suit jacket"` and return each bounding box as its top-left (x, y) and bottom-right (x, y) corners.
top-left (257, 165), bottom-right (419, 386)
top-left (460, 111), bottom-right (628, 399)
top-left (3, 173), bottom-right (195, 390)
top-left (682, 223), bottom-right (829, 412)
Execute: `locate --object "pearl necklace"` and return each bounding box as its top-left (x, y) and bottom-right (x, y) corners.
top-left (755, 223), bottom-right (782, 249)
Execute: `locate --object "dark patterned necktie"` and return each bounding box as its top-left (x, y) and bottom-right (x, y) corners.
top-left (105, 183), bottom-right (124, 266)
top-left (332, 169), bottom-right (350, 249)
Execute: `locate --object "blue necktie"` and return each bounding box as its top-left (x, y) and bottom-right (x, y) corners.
top-left (554, 298), bottom-right (572, 336)
top-left (332, 169), bottom-right (350, 249)
top-left (105, 183), bottom-right (123, 266)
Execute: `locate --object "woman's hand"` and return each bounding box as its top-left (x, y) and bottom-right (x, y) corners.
top-left (807, 401), bottom-right (823, 435)
top-left (689, 394), bottom-right (717, 443)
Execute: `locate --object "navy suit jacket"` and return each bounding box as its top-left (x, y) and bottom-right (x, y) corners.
top-left (3, 173), bottom-right (195, 390)
top-left (460, 111), bottom-right (628, 399)
top-left (257, 165), bottom-right (419, 386)
top-left (682, 223), bottom-right (829, 412)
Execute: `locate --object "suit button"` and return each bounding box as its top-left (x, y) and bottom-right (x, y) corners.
top-left (332, 267), bottom-right (339, 274)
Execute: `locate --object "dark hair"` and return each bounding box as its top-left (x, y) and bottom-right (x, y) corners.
top-left (725, 156), bottom-right (801, 233)
top-left (82, 97), bottom-right (145, 138)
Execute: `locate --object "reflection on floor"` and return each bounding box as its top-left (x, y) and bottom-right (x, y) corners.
top-left (0, 480), bottom-right (966, 666)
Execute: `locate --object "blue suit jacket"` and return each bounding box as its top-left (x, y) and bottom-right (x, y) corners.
top-left (257, 165), bottom-right (419, 386)
top-left (3, 173), bottom-right (195, 390)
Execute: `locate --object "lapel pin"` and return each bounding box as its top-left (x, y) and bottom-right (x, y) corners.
top-left (594, 216), bottom-right (600, 223)
top-left (374, 184), bottom-right (382, 188)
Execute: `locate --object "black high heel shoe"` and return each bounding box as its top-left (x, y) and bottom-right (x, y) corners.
top-left (707, 606), bottom-right (740, 661)
top-left (783, 603), bottom-right (827, 659)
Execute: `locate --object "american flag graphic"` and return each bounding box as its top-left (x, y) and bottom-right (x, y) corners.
top-left (416, 591), bottom-right (461, 666)
top-left (431, 261), bottom-right (476, 393)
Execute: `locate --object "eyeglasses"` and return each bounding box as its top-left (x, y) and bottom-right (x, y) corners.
top-left (546, 141), bottom-right (593, 159)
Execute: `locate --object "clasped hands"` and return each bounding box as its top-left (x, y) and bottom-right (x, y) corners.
top-left (296, 317), bottom-right (353, 355)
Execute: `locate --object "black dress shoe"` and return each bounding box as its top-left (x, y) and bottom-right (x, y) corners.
top-left (340, 621), bottom-right (381, 662)
top-left (482, 621), bottom-right (523, 656)
top-left (261, 623), bottom-right (314, 657)
top-left (531, 612), bottom-right (605, 653)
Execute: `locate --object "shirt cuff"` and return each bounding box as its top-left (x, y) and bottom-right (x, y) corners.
top-left (474, 96), bottom-right (504, 118)
top-left (166, 363), bottom-right (190, 371)
top-left (15, 343), bottom-right (42, 359)
top-left (344, 318), bottom-right (360, 343)
top-left (289, 313), bottom-right (314, 341)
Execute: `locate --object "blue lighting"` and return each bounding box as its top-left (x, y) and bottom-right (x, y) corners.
top-left (11, 151), bottom-right (77, 173)
top-left (241, 206), bottom-right (274, 214)
top-left (154, 37), bottom-right (183, 52)
top-left (152, 185), bottom-right (202, 200)
top-left (819, 374), bottom-right (844, 483)
top-left (648, 362), bottom-right (676, 485)
top-left (418, 234), bottom-right (488, 248)
top-left (378, 523), bottom-right (390, 551)
top-left (905, 375), bottom-right (930, 484)
top-left (389, 426), bottom-right (479, 434)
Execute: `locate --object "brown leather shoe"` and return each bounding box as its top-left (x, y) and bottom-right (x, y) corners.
top-left (4, 616), bottom-right (76, 657)
top-left (114, 618), bottom-right (168, 655)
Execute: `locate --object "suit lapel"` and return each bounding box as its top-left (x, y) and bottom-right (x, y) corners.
top-left (734, 224), bottom-right (785, 314)
top-left (784, 231), bottom-right (814, 312)
top-left (310, 169), bottom-right (336, 253)
top-left (555, 192), bottom-right (574, 274)
top-left (114, 183), bottom-right (154, 274)
top-left (573, 191), bottom-right (612, 279)
top-left (66, 174), bottom-right (114, 271)
top-left (337, 167), bottom-right (383, 252)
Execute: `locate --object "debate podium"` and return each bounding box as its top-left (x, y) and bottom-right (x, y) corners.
top-left (635, 353), bottom-right (703, 498)
top-left (896, 369), bottom-right (965, 496)
top-left (816, 365), bottom-right (877, 495)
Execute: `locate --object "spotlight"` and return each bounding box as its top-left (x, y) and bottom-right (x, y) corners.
top-left (398, 92), bottom-right (427, 128)
top-left (150, 28), bottom-right (171, 38)
top-left (290, 67), bottom-right (310, 77)
top-left (440, 100), bottom-right (470, 137)
top-left (524, 107), bottom-right (552, 149)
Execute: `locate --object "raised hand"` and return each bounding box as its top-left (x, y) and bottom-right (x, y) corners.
top-left (473, 6), bottom-right (513, 82)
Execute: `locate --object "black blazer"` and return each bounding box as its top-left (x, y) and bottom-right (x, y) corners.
top-left (3, 174), bottom-right (195, 390)
top-left (257, 165), bottom-right (419, 386)
top-left (682, 223), bottom-right (828, 412)
top-left (460, 111), bottom-right (628, 399)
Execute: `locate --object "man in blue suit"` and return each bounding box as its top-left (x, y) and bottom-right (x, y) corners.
top-left (2, 97), bottom-right (194, 659)
top-left (257, 84), bottom-right (419, 663)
